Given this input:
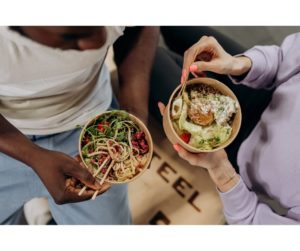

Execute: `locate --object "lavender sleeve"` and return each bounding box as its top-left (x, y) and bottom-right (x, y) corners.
top-left (230, 33), bottom-right (300, 89)
top-left (219, 33), bottom-right (300, 224)
top-left (219, 178), bottom-right (300, 224)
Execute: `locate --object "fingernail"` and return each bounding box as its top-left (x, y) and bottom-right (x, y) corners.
top-left (173, 144), bottom-right (180, 152)
top-left (190, 65), bottom-right (198, 72)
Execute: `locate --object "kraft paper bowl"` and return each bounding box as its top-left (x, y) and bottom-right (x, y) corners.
top-left (79, 110), bottom-right (153, 184)
top-left (162, 77), bottom-right (242, 153)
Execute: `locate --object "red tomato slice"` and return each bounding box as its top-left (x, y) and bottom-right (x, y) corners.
top-left (97, 122), bottom-right (110, 132)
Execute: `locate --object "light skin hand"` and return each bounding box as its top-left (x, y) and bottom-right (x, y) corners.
top-left (158, 102), bottom-right (240, 192)
top-left (181, 36), bottom-right (252, 83)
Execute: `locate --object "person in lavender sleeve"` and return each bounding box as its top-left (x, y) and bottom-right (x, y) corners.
top-left (158, 33), bottom-right (300, 224)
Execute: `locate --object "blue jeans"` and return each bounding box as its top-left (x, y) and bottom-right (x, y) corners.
top-left (0, 97), bottom-right (131, 224)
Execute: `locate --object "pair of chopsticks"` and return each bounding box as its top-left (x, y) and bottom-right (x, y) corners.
top-left (178, 70), bottom-right (201, 98)
top-left (78, 157), bottom-right (114, 200)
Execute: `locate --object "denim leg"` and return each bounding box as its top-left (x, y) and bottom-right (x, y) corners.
top-left (1, 95), bottom-right (130, 224)
top-left (0, 153), bottom-right (48, 224)
top-left (2, 207), bottom-right (24, 225)
top-left (48, 184), bottom-right (131, 225)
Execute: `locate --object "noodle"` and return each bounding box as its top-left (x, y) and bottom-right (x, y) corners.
top-left (81, 110), bottom-right (150, 183)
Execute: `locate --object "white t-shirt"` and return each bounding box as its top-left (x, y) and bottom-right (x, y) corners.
top-left (0, 26), bottom-right (124, 135)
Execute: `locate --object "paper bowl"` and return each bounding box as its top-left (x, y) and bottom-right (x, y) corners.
top-left (79, 110), bottom-right (153, 184)
top-left (163, 77), bottom-right (242, 153)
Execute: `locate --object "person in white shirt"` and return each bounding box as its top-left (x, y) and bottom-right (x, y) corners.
top-left (0, 26), bottom-right (159, 224)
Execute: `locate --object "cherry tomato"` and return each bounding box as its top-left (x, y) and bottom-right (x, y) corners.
top-left (97, 121), bottom-right (110, 132)
top-left (180, 133), bottom-right (191, 143)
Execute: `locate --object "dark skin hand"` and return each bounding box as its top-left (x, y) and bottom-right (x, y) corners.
top-left (32, 149), bottom-right (111, 204)
top-left (0, 114), bottom-right (110, 205)
top-left (0, 119), bottom-right (110, 204)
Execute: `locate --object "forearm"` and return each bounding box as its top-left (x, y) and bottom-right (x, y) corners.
top-left (0, 114), bottom-right (40, 167)
top-left (114, 27), bottom-right (160, 118)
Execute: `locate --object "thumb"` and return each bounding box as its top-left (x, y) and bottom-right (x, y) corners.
top-left (69, 164), bottom-right (102, 190)
top-left (158, 102), bottom-right (166, 116)
top-left (190, 61), bottom-right (219, 74)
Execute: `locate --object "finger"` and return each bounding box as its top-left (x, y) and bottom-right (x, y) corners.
top-left (191, 71), bottom-right (206, 78)
top-left (66, 182), bottom-right (111, 201)
top-left (74, 156), bottom-right (89, 170)
top-left (190, 60), bottom-right (219, 73)
top-left (66, 175), bottom-right (111, 195)
top-left (65, 186), bottom-right (96, 202)
top-left (157, 102), bottom-right (166, 116)
top-left (74, 155), bottom-right (81, 162)
top-left (74, 155), bottom-right (90, 171)
top-left (180, 69), bottom-right (188, 84)
top-left (182, 51), bottom-right (196, 83)
top-left (82, 182), bottom-right (111, 197)
top-left (65, 178), bottom-right (72, 188)
top-left (65, 177), bottom-right (77, 187)
top-left (182, 42), bottom-right (208, 83)
top-left (173, 144), bottom-right (195, 160)
top-left (173, 144), bottom-right (203, 166)
top-left (97, 182), bottom-right (111, 194)
top-left (69, 164), bottom-right (102, 190)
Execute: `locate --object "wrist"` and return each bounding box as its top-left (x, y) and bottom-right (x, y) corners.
top-left (230, 56), bottom-right (252, 76)
top-left (126, 107), bottom-right (148, 124)
top-left (22, 144), bottom-right (45, 169)
top-left (0, 135), bottom-right (43, 170)
top-left (217, 173), bottom-right (240, 193)
top-left (118, 95), bottom-right (149, 125)
top-left (208, 158), bottom-right (239, 192)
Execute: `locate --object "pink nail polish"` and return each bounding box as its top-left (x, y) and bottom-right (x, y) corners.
top-left (190, 65), bottom-right (198, 72)
top-left (181, 70), bottom-right (187, 84)
top-left (173, 144), bottom-right (180, 151)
